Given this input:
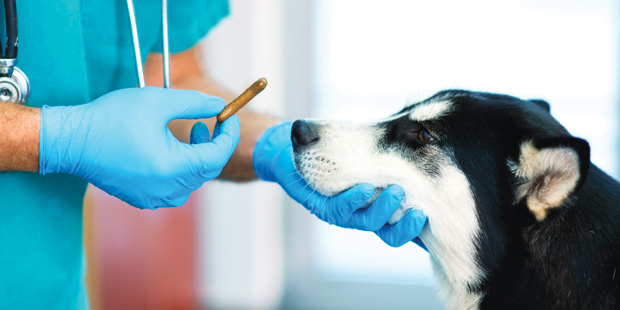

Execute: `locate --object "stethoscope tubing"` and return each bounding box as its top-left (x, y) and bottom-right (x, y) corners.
top-left (125, 0), bottom-right (145, 88)
top-left (0, 0), bottom-right (169, 105)
top-left (126, 0), bottom-right (171, 89)
top-left (2, 0), bottom-right (18, 60)
top-left (162, 0), bottom-right (170, 89)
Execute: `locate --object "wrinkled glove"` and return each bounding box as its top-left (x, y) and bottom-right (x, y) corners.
top-left (39, 87), bottom-right (240, 209)
top-left (253, 121), bottom-right (427, 247)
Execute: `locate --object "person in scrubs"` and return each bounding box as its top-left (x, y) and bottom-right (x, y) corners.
top-left (0, 0), bottom-right (427, 308)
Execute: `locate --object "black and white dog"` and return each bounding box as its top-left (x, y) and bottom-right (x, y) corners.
top-left (291, 90), bottom-right (620, 310)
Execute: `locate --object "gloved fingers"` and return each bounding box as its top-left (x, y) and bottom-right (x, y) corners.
top-left (319, 184), bottom-right (374, 226)
top-left (212, 120), bottom-right (222, 138)
top-left (261, 122), bottom-right (293, 150)
top-left (278, 170), bottom-right (315, 205)
top-left (161, 89), bottom-right (225, 121)
top-left (212, 115), bottom-right (240, 148)
top-left (165, 193), bottom-right (192, 208)
top-left (190, 121), bottom-right (211, 144)
top-left (274, 151), bottom-right (315, 204)
top-left (252, 121), bottom-right (294, 181)
top-left (192, 115), bottom-right (240, 169)
top-left (348, 185), bottom-right (404, 231)
top-left (375, 209), bottom-right (427, 247)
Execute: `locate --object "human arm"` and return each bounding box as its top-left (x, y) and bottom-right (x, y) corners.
top-left (0, 101), bottom-right (39, 172)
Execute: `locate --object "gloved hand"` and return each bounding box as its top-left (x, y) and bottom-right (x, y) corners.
top-left (253, 122), bottom-right (427, 247)
top-left (39, 87), bottom-right (240, 209)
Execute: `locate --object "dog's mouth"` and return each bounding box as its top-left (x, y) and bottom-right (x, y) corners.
top-left (293, 148), bottom-right (351, 196)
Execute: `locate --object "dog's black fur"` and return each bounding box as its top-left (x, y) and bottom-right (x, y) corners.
top-left (385, 90), bottom-right (620, 309)
top-left (293, 89), bottom-right (620, 309)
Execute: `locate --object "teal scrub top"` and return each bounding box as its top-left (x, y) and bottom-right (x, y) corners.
top-left (0, 0), bottom-right (228, 308)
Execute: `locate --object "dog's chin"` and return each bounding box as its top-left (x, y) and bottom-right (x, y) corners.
top-left (296, 170), bottom-right (355, 197)
top-left (294, 153), bottom-right (385, 197)
top-left (294, 152), bottom-right (349, 196)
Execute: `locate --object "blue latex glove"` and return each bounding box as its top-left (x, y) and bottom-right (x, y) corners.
top-left (253, 122), bottom-right (427, 247)
top-left (39, 87), bottom-right (240, 209)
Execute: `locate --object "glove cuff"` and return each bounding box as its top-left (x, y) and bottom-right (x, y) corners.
top-left (253, 121), bottom-right (293, 182)
top-left (39, 105), bottom-right (84, 175)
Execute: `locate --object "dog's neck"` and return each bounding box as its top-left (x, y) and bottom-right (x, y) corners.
top-left (404, 161), bottom-right (486, 310)
top-left (419, 227), bottom-right (484, 310)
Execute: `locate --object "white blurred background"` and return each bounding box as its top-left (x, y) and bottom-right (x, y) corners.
top-left (176, 0), bottom-right (619, 309)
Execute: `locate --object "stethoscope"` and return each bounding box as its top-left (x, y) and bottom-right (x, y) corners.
top-left (0, 0), bottom-right (171, 105)
top-left (0, 0), bottom-right (29, 105)
top-left (127, 0), bottom-right (171, 89)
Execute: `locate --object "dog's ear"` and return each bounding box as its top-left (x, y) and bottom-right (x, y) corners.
top-left (510, 138), bottom-right (590, 221)
top-left (529, 99), bottom-right (551, 113)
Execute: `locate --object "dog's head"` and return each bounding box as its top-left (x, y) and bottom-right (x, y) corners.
top-left (291, 90), bottom-right (590, 300)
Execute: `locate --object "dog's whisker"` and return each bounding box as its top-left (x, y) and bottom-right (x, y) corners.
top-left (317, 195), bottom-right (329, 215)
top-left (302, 186), bottom-right (318, 205)
top-left (294, 181), bottom-right (313, 199)
top-left (285, 177), bottom-right (304, 188)
top-left (286, 171), bottom-right (299, 177)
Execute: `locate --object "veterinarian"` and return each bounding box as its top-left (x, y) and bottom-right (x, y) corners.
top-left (0, 0), bottom-right (426, 308)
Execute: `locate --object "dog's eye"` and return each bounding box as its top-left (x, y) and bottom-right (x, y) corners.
top-left (418, 128), bottom-right (433, 142)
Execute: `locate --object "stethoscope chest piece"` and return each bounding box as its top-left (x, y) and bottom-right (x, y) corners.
top-left (0, 58), bottom-right (29, 104)
top-left (0, 0), bottom-right (29, 105)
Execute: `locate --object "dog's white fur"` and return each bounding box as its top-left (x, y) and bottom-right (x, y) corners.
top-left (381, 99), bottom-right (452, 123)
top-left (295, 102), bottom-right (484, 309)
top-left (408, 101), bottom-right (452, 122)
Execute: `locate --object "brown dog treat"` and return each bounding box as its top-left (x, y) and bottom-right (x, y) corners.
top-left (217, 78), bottom-right (268, 122)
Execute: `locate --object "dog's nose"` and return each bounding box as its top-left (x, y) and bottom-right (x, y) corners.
top-left (291, 120), bottom-right (320, 148)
